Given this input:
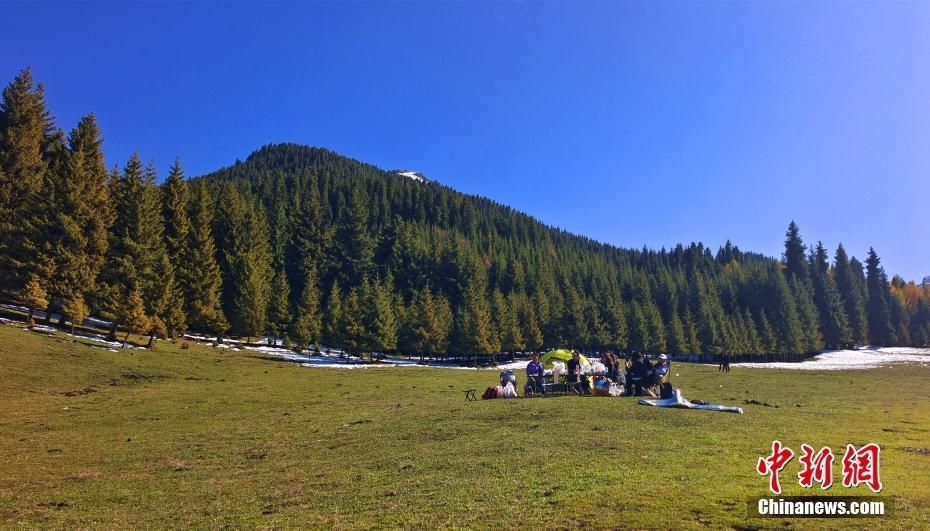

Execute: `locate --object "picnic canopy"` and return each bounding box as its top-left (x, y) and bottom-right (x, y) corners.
top-left (539, 349), bottom-right (590, 369)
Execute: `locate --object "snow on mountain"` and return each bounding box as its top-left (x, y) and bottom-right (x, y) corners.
top-left (392, 169), bottom-right (428, 183)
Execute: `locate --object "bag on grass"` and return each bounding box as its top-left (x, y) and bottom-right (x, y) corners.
top-left (660, 382), bottom-right (674, 399)
top-left (608, 382), bottom-right (623, 397)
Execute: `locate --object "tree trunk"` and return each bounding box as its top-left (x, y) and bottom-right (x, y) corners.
top-left (109, 322), bottom-right (118, 341)
top-left (147, 333), bottom-right (155, 349)
top-left (26, 308), bottom-right (34, 325)
top-left (123, 331), bottom-right (131, 348)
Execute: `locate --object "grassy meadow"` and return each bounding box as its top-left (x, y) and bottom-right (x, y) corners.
top-left (0, 322), bottom-right (928, 529)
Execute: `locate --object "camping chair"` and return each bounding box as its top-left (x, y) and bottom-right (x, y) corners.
top-left (526, 374), bottom-right (545, 396)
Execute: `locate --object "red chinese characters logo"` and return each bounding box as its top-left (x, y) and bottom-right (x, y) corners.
top-left (841, 443), bottom-right (883, 493)
top-left (758, 442), bottom-right (882, 493)
top-left (756, 440), bottom-right (795, 495)
top-left (797, 444), bottom-right (834, 490)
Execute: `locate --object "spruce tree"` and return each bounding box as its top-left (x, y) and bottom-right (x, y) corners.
top-left (323, 280), bottom-right (344, 350)
top-left (226, 201), bottom-right (272, 342)
top-left (865, 248), bottom-right (895, 346)
top-left (783, 221), bottom-right (808, 281)
top-left (60, 291), bottom-right (89, 335)
top-left (834, 244), bottom-right (869, 345)
top-left (266, 268), bottom-right (291, 344)
top-left (21, 273), bottom-right (47, 325)
top-left (0, 68), bottom-right (54, 291)
top-left (332, 187), bottom-right (373, 287)
top-left (38, 114), bottom-right (111, 312)
top-left (291, 266), bottom-right (322, 352)
top-left (185, 183), bottom-right (228, 332)
top-left (368, 275), bottom-right (398, 355)
top-left (810, 242), bottom-right (851, 348)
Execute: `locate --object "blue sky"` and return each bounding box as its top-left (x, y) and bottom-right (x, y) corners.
top-left (5, 1), bottom-right (929, 281)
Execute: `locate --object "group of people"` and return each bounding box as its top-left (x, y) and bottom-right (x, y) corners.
top-left (522, 350), bottom-right (672, 397)
top-left (718, 353), bottom-right (732, 372)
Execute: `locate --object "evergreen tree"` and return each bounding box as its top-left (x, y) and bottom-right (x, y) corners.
top-left (266, 268), bottom-right (291, 343)
top-left (225, 200), bottom-right (272, 341)
top-left (184, 183), bottom-right (228, 332)
top-left (38, 114), bottom-right (111, 311)
top-left (865, 248), bottom-right (895, 346)
top-left (810, 242), bottom-right (851, 348)
top-left (833, 244), bottom-right (869, 345)
top-left (454, 254), bottom-right (498, 356)
top-left (783, 221), bottom-right (808, 281)
top-left (60, 291), bottom-right (89, 335)
top-left (323, 280), bottom-right (343, 349)
top-left (0, 68), bottom-right (54, 291)
top-left (21, 273), bottom-right (47, 325)
top-left (340, 285), bottom-right (368, 356)
top-left (291, 266), bottom-right (322, 352)
top-left (332, 187), bottom-right (373, 287)
top-left (368, 275), bottom-right (398, 355)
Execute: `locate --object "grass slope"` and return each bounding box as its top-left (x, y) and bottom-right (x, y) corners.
top-left (0, 324), bottom-right (928, 529)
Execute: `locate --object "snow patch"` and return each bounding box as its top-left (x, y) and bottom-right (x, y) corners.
top-left (735, 347), bottom-right (930, 371)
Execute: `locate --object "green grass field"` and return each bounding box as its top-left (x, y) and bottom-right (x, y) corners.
top-left (1, 323), bottom-right (928, 529)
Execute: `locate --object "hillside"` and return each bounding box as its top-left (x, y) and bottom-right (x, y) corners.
top-left (193, 143), bottom-right (929, 357)
top-left (1, 68), bottom-right (929, 358)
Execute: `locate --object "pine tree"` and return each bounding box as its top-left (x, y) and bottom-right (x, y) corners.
top-left (0, 68), bottom-right (54, 291)
top-left (291, 266), bottom-right (322, 352)
top-left (865, 248), bottom-right (895, 346)
top-left (516, 292), bottom-right (544, 351)
top-left (161, 158), bottom-right (190, 261)
top-left (667, 310), bottom-right (688, 355)
top-left (368, 275), bottom-right (398, 355)
top-left (810, 242), bottom-right (851, 348)
top-left (138, 161), bottom-right (185, 339)
top-left (21, 273), bottom-right (47, 325)
top-left (288, 184), bottom-right (330, 299)
top-left (756, 308), bottom-right (778, 354)
top-left (184, 183), bottom-right (228, 332)
top-left (227, 201), bottom-right (272, 342)
top-left (323, 280), bottom-right (344, 349)
top-left (266, 268), bottom-right (291, 344)
top-left (834, 244), bottom-right (869, 345)
top-left (454, 254), bottom-right (498, 356)
top-left (332, 187), bottom-right (373, 287)
top-left (340, 285), bottom-right (368, 356)
top-left (117, 287), bottom-right (149, 347)
top-left (494, 290), bottom-right (523, 353)
top-left (60, 291), bottom-right (89, 335)
top-left (783, 221), bottom-right (808, 281)
top-left (38, 114), bottom-right (111, 311)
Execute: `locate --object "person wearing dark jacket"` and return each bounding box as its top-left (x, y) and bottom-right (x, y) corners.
top-left (567, 351), bottom-right (590, 394)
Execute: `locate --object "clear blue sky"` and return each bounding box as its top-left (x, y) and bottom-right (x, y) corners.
top-left (6, 1), bottom-right (929, 281)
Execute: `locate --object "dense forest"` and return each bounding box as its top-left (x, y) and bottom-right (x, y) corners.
top-left (2, 68), bottom-right (929, 359)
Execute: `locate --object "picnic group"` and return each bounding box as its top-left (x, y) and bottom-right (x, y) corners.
top-left (482, 348), bottom-right (674, 400)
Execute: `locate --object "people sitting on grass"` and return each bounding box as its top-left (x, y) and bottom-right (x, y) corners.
top-left (629, 352), bottom-right (652, 396)
top-left (525, 352), bottom-right (545, 395)
top-left (567, 350), bottom-right (590, 394)
top-left (654, 353), bottom-right (670, 380)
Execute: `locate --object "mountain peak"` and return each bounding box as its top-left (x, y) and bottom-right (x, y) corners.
top-left (391, 169), bottom-right (429, 183)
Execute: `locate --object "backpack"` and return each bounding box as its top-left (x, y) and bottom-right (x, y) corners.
top-left (660, 381), bottom-right (674, 399)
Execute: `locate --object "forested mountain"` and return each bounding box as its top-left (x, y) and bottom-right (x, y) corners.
top-left (2, 68), bottom-right (929, 357)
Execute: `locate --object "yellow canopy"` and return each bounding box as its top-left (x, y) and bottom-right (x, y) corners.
top-left (539, 349), bottom-right (590, 368)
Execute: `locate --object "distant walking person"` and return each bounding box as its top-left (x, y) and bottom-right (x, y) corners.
top-left (724, 353), bottom-right (731, 372)
top-left (718, 353), bottom-right (725, 372)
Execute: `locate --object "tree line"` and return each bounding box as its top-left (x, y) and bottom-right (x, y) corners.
top-left (2, 68), bottom-right (929, 357)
